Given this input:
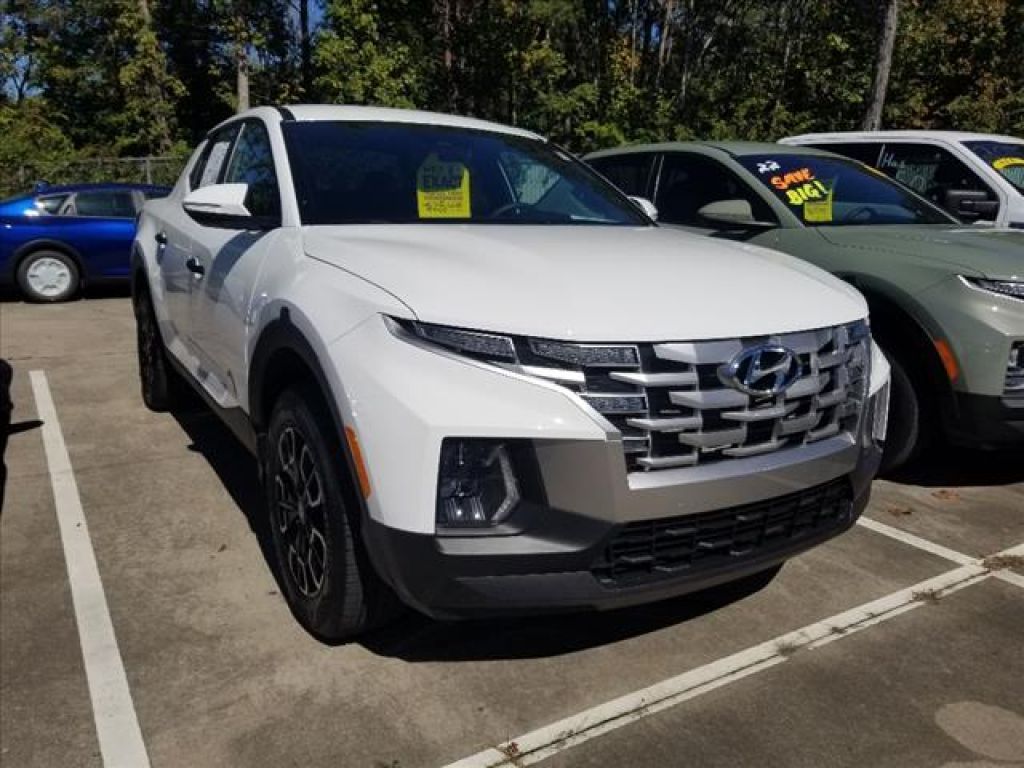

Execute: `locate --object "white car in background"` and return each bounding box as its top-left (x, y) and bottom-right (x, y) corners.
top-left (132, 105), bottom-right (889, 641)
top-left (781, 131), bottom-right (1024, 229)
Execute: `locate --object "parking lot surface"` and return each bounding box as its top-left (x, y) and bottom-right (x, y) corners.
top-left (2, 295), bottom-right (1023, 768)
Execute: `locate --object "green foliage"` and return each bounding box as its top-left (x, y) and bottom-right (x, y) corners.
top-left (313, 0), bottom-right (420, 105)
top-left (0, 99), bottom-right (75, 190)
top-left (1, 0), bottom-right (1021, 182)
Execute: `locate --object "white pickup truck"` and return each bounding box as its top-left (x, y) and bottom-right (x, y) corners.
top-left (133, 105), bottom-right (889, 640)
top-left (782, 131), bottom-right (1024, 228)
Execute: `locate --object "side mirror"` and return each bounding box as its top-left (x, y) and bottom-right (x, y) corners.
top-left (183, 183), bottom-right (277, 229)
top-left (629, 196), bottom-right (659, 221)
top-left (697, 199), bottom-right (776, 229)
top-left (943, 189), bottom-right (999, 220)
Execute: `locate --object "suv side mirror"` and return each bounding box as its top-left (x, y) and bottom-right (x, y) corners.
top-left (698, 199), bottom-right (776, 229)
top-left (183, 183), bottom-right (276, 229)
top-left (628, 196), bottom-right (659, 221)
top-left (943, 189), bottom-right (999, 220)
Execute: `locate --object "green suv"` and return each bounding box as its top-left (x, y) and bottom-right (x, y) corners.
top-left (586, 142), bottom-right (1024, 471)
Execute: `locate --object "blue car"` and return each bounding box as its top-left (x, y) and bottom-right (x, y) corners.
top-left (0, 182), bottom-right (171, 302)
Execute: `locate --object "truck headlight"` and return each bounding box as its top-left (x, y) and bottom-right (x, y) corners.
top-left (961, 277), bottom-right (1024, 302)
top-left (437, 439), bottom-right (542, 528)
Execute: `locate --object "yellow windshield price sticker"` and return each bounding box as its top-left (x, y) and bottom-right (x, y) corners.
top-left (417, 154), bottom-right (471, 219)
top-left (993, 157), bottom-right (1024, 170)
top-left (804, 198), bottom-right (833, 223)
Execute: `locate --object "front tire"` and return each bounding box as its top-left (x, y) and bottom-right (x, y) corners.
top-left (17, 250), bottom-right (80, 303)
top-left (879, 353), bottom-right (929, 475)
top-left (264, 387), bottom-right (396, 641)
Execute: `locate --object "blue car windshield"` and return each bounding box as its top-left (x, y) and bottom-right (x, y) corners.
top-left (738, 154), bottom-right (955, 226)
top-left (282, 121), bottom-right (650, 226)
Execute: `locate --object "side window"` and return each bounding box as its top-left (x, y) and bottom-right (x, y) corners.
top-left (655, 153), bottom-right (777, 228)
top-left (222, 121), bottom-right (281, 219)
top-left (70, 191), bottom-right (137, 218)
top-left (190, 124), bottom-right (240, 191)
top-left (877, 143), bottom-right (998, 220)
top-left (34, 194), bottom-right (70, 214)
top-left (588, 154), bottom-right (654, 197)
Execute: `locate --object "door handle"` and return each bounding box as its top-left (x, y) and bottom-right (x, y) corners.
top-left (185, 257), bottom-right (205, 277)
top-left (155, 231), bottom-right (168, 246)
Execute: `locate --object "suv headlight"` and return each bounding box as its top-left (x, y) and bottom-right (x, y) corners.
top-left (1007, 342), bottom-right (1024, 393)
top-left (961, 277), bottom-right (1024, 301)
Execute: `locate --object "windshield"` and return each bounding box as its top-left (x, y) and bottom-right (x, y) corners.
top-left (963, 140), bottom-right (1024, 195)
top-left (282, 121), bottom-right (649, 226)
top-left (737, 153), bottom-right (955, 226)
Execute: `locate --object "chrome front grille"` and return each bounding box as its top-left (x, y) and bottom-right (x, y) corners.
top-left (514, 322), bottom-right (870, 472)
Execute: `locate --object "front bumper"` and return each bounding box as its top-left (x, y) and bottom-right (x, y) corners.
top-left (947, 391), bottom-right (1024, 448)
top-left (330, 315), bottom-right (887, 618)
top-left (916, 276), bottom-right (1024, 445)
top-left (364, 440), bottom-right (880, 618)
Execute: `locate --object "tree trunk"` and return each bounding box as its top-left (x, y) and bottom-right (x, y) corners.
top-left (236, 45), bottom-right (250, 112)
top-left (656, 0), bottom-right (676, 89)
top-left (436, 0), bottom-right (456, 110)
top-left (863, 0), bottom-right (899, 131)
top-left (299, 0), bottom-right (311, 95)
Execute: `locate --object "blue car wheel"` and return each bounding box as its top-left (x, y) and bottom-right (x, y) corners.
top-left (17, 249), bottom-right (80, 302)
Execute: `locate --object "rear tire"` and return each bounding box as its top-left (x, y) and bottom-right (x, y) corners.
top-left (263, 386), bottom-right (398, 641)
top-left (879, 353), bottom-right (929, 475)
top-left (134, 286), bottom-right (183, 412)
top-left (17, 249), bottom-right (80, 303)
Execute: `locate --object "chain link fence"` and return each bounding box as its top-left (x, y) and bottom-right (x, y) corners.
top-left (4, 156), bottom-right (189, 198)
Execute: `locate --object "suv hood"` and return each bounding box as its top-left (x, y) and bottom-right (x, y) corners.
top-left (303, 225), bottom-right (866, 341)
top-left (816, 225), bottom-right (1024, 280)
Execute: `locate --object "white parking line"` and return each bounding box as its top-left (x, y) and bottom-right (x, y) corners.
top-left (444, 540), bottom-right (1024, 768)
top-left (858, 516), bottom-right (1024, 590)
top-left (29, 371), bottom-right (151, 768)
top-left (856, 516), bottom-right (976, 564)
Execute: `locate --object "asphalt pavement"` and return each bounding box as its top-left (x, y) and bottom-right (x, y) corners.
top-left (1, 294), bottom-right (1022, 768)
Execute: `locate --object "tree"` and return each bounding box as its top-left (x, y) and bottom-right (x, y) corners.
top-left (313, 0), bottom-right (420, 106)
top-left (116, 0), bottom-right (184, 153)
top-left (863, 0), bottom-right (899, 130)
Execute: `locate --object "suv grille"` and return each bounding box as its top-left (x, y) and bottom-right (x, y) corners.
top-left (592, 478), bottom-right (853, 588)
top-left (519, 322), bottom-right (870, 472)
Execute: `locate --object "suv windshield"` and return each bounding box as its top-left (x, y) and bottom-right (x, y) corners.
top-left (963, 140), bottom-right (1024, 195)
top-left (282, 121), bottom-right (649, 226)
top-left (738, 153), bottom-right (955, 226)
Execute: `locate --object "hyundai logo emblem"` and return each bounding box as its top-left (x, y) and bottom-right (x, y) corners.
top-left (720, 344), bottom-right (800, 397)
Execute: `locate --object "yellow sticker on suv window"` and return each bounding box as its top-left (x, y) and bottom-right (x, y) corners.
top-left (993, 156), bottom-right (1024, 170)
top-left (804, 198), bottom-right (833, 223)
top-left (416, 154), bottom-right (471, 218)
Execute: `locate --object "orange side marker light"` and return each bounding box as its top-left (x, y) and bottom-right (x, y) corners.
top-left (344, 426), bottom-right (372, 499)
top-left (934, 339), bottom-right (960, 383)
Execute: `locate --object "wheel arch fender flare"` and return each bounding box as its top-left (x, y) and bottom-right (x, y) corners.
top-left (248, 311), bottom-right (371, 521)
top-left (248, 309), bottom-right (348, 439)
top-left (838, 272), bottom-right (955, 403)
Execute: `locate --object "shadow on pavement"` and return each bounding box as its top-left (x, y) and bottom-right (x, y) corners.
top-left (171, 403), bottom-right (776, 660)
top-left (888, 445), bottom-right (1024, 488)
top-left (360, 569), bottom-right (775, 661)
top-left (0, 283), bottom-right (131, 303)
top-left (0, 358), bottom-right (11, 513)
top-left (170, 407), bottom-right (282, 594)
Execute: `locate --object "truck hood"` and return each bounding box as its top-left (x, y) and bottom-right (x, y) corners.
top-left (815, 225), bottom-right (1024, 280)
top-left (303, 225), bottom-right (866, 341)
